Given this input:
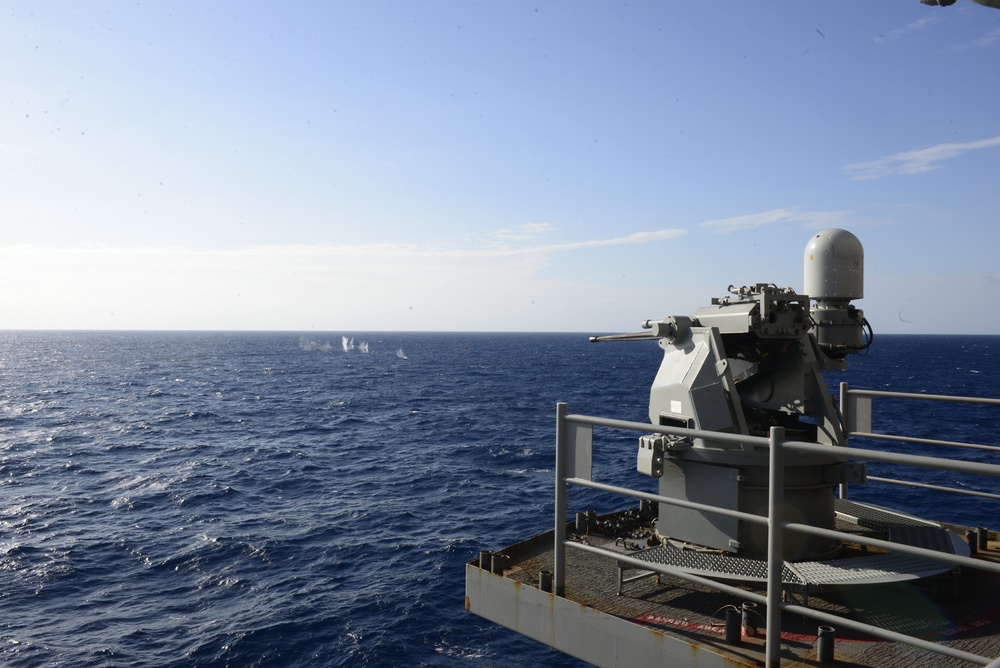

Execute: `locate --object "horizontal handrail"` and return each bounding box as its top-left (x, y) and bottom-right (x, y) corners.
top-left (867, 475), bottom-right (1000, 502)
top-left (784, 522), bottom-right (1000, 575)
top-left (845, 388), bottom-right (1000, 406)
top-left (566, 476), bottom-right (1000, 576)
top-left (850, 431), bottom-right (1000, 454)
top-left (789, 438), bottom-right (1000, 477)
top-left (565, 412), bottom-right (1000, 479)
top-left (566, 412), bottom-right (770, 448)
top-left (567, 477), bottom-right (768, 526)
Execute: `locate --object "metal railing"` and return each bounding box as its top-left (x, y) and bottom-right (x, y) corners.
top-left (553, 399), bottom-right (1000, 668)
top-left (839, 382), bottom-right (1000, 502)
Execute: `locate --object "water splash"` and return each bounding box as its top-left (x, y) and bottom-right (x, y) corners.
top-left (342, 337), bottom-right (370, 353)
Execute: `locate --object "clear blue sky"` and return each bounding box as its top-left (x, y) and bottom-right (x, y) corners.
top-left (2, 1), bottom-right (998, 333)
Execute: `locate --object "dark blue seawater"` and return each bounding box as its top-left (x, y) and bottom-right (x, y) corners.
top-left (1, 332), bottom-right (998, 666)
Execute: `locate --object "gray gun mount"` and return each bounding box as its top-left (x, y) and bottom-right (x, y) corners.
top-left (592, 229), bottom-right (872, 560)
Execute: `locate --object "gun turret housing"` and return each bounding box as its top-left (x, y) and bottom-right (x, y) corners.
top-left (592, 229), bottom-right (872, 560)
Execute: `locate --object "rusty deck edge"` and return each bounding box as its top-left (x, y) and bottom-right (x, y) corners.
top-left (465, 563), bottom-right (761, 668)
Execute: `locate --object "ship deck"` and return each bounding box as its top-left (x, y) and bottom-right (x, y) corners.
top-left (467, 505), bottom-right (1000, 666)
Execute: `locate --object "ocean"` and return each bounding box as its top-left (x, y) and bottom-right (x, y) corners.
top-left (1, 331), bottom-right (998, 667)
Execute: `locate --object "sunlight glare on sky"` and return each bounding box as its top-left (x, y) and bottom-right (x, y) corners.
top-left (2, 1), bottom-right (999, 333)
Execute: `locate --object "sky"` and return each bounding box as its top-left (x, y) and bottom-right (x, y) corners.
top-left (1, 1), bottom-right (999, 334)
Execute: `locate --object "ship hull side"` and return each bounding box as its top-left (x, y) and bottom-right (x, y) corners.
top-left (465, 560), bottom-right (759, 668)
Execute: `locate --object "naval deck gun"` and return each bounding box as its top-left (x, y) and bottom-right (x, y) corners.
top-left (592, 229), bottom-right (872, 560)
top-left (467, 227), bottom-right (1000, 668)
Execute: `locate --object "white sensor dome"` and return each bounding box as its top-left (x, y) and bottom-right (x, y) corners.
top-left (804, 229), bottom-right (864, 301)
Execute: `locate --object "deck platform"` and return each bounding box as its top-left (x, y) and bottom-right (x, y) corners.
top-left (466, 504), bottom-right (1000, 666)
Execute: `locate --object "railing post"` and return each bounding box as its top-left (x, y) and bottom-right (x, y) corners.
top-left (554, 402), bottom-right (568, 596)
top-left (766, 426), bottom-right (786, 668)
top-left (839, 381), bottom-right (849, 499)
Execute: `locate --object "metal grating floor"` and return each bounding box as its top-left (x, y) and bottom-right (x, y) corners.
top-left (630, 544), bottom-right (807, 584)
top-left (622, 499), bottom-right (961, 587)
top-left (834, 498), bottom-right (939, 529)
